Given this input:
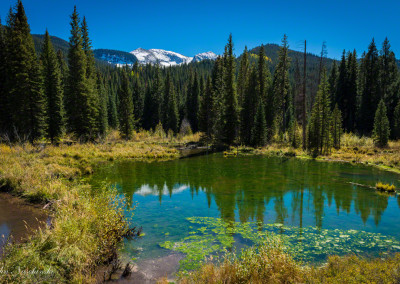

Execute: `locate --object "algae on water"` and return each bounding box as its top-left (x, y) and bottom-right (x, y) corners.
top-left (159, 217), bottom-right (400, 271)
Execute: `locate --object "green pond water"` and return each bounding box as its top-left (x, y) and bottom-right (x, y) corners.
top-left (91, 154), bottom-right (400, 271)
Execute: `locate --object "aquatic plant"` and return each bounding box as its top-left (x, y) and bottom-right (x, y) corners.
top-left (159, 217), bottom-right (400, 272)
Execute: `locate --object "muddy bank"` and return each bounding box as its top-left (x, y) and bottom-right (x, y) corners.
top-left (0, 193), bottom-right (48, 255)
top-left (98, 253), bottom-right (184, 283)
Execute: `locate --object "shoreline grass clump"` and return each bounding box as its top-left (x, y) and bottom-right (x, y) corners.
top-left (376, 182), bottom-right (396, 193)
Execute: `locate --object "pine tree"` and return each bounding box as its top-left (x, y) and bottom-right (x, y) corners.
top-left (5, 1), bottom-right (45, 142)
top-left (394, 100), bottom-right (400, 140)
top-left (107, 83), bottom-right (118, 129)
top-left (56, 50), bottom-right (68, 93)
top-left (118, 70), bottom-right (134, 138)
top-left (222, 34), bottom-right (240, 145)
top-left (132, 74), bottom-right (144, 127)
top-left (97, 73), bottom-right (108, 135)
top-left (237, 46), bottom-right (249, 107)
top-left (80, 15), bottom-right (100, 138)
top-left (373, 99), bottom-right (390, 147)
top-left (241, 66), bottom-right (258, 144)
top-left (359, 39), bottom-right (380, 135)
top-left (199, 76), bottom-right (214, 139)
top-left (346, 50), bottom-right (358, 132)
top-left (272, 35), bottom-right (291, 135)
top-left (143, 67), bottom-right (163, 130)
top-left (210, 56), bottom-right (225, 144)
top-left (379, 38), bottom-right (398, 132)
top-left (328, 60), bottom-right (338, 107)
top-left (308, 70), bottom-right (331, 155)
top-left (66, 6), bottom-right (98, 140)
top-left (336, 51), bottom-right (347, 119)
top-left (187, 71), bottom-right (200, 132)
top-left (251, 100), bottom-right (267, 147)
top-left (0, 18), bottom-right (9, 135)
top-left (41, 30), bottom-right (64, 143)
top-left (331, 104), bottom-right (342, 149)
top-left (164, 72), bottom-right (179, 133)
top-left (288, 117), bottom-right (300, 148)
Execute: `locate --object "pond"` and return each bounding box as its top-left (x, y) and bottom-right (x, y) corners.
top-left (92, 154), bottom-right (400, 276)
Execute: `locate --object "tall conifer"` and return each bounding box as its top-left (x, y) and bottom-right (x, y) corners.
top-left (41, 30), bottom-right (64, 143)
top-left (222, 34), bottom-right (240, 144)
top-left (373, 99), bottom-right (390, 147)
top-left (118, 70), bottom-right (134, 138)
top-left (5, 1), bottom-right (45, 142)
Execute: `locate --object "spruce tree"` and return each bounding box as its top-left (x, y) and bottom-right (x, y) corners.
top-left (222, 34), bottom-right (240, 145)
top-left (199, 76), bottom-right (214, 140)
top-left (107, 84), bottom-right (118, 129)
top-left (237, 46), bottom-right (249, 107)
top-left (272, 35), bottom-right (291, 135)
top-left (57, 50), bottom-right (68, 94)
top-left (360, 39), bottom-right (380, 135)
top-left (81, 15), bottom-right (100, 138)
top-left (132, 75), bottom-right (144, 128)
top-left (394, 100), bottom-right (400, 140)
top-left (118, 70), bottom-right (134, 139)
top-left (164, 72), bottom-right (179, 133)
top-left (241, 66), bottom-right (258, 144)
top-left (66, 6), bottom-right (98, 140)
top-left (187, 71), bottom-right (200, 132)
top-left (0, 18), bottom-right (8, 135)
top-left (251, 100), bottom-right (267, 147)
top-left (372, 99), bottom-right (390, 147)
top-left (210, 56), bottom-right (225, 144)
top-left (308, 70), bottom-right (331, 155)
top-left (331, 104), bottom-right (342, 149)
top-left (328, 60), bottom-right (338, 107)
top-left (5, 1), bottom-right (45, 142)
top-left (346, 50), bottom-right (358, 132)
top-left (41, 30), bottom-right (64, 143)
top-left (97, 73), bottom-right (108, 135)
top-left (379, 38), bottom-right (398, 131)
top-left (336, 51), bottom-right (347, 119)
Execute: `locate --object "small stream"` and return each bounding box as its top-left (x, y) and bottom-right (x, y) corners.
top-left (0, 193), bottom-right (48, 255)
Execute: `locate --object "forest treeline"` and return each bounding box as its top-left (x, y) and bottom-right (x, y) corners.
top-left (0, 1), bottom-right (399, 154)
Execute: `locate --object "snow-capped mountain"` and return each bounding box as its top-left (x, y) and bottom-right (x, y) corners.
top-left (192, 51), bottom-right (218, 62)
top-left (130, 48), bottom-right (217, 66)
top-left (93, 49), bottom-right (137, 66)
top-left (93, 48), bottom-right (217, 67)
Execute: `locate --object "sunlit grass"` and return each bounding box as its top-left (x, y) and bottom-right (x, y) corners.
top-left (376, 182), bottom-right (396, 193)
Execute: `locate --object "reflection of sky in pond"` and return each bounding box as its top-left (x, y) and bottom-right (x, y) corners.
top-left (91, 154), bottom-right (400, 263)
top-left (0, 223), bottom-right (11, 252)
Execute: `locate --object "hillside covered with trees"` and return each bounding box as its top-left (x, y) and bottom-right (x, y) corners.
top-left (1, 1), bottom-right (399, 154)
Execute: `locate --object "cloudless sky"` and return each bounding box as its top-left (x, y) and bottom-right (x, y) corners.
top-left (1, 0), bottom-right (400, 59)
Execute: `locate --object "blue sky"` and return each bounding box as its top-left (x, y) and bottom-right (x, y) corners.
top-left (1, 0), bottom-right (399, 59)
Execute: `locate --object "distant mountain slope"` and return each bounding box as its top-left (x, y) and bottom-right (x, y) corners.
top-left (93, 47), bottom-right (217, 67)
top-left (93, 49), bottom-right (137, 66)
top-left (32, 34), bottom-right (69, 55)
